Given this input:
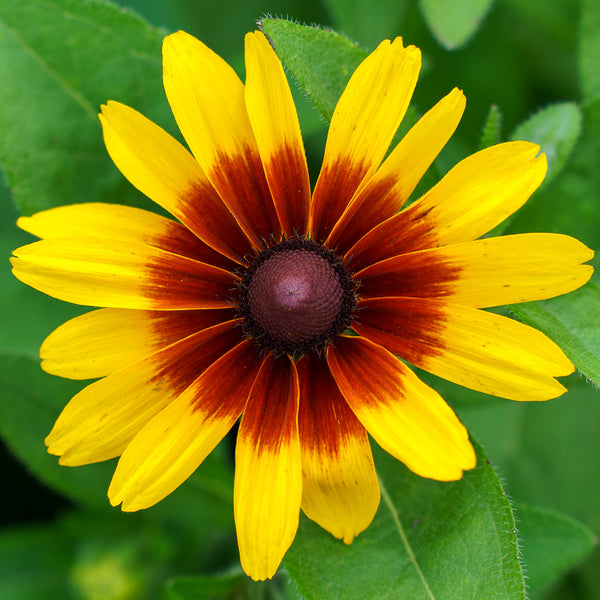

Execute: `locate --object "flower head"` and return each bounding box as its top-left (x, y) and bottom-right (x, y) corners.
top-left (11, 30), bottom-right (593, 580)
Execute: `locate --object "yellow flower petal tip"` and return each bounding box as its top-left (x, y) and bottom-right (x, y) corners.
top-left (12, 28), bottom-right (594, 580)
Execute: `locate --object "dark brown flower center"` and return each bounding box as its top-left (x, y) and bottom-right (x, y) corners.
top-left (238, 239), bottom-right (356, 355)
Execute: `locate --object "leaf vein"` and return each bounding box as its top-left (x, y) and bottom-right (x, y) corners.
top-left (379, 476), bottom-right (436, 600)
top-left (0, 17), bottom-right (96, 120)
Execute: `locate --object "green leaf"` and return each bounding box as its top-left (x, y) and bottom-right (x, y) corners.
top-left (517, 504), bottom-right (597, 593)
top-left (509, 279), bottom-right (600, 386)
top-left (285, 440), bottom-right (526, 600)
top-left (478, 104), bottom-right (503, 150)
top-left (580, 0), bottom-right (600, 106)
top-left (165, 572), bottom-right (246, 600)
top-left (321, 0), bottom-right (411, 47)
top-left (0, 0), bottom-right (168, 216)
top-left (458, 377), bottom-right (600, 598)
top-left (510, 102), bottom-right (582, 185)
top-left (459, 377), bottom-right (600, 526)
top-left (260, 18), bottom-right (367, 122)
top-left (418, 0), bottom-right (494, 50)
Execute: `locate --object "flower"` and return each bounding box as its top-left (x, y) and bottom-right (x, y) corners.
top-left (11, 29), bottom-right (593, 581)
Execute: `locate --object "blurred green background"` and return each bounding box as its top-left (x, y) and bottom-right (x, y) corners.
top-left (1, 0), bottom-right (599, 598)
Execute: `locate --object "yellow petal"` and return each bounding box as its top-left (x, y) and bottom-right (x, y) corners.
top-left (109, 340), bottom-right (262, 511)
top-left (162, 31), bottom-right (280, 247)
top-left (100, 102), bottom-right (251, 263)
top-left (234, 354), bottom-right (301, 581)
top-left (297, 353), bottom-right (379, 543)
top-left (19, 202), bottom-right (169, 241)
top-left (310, 37), bottom-right (422, 241)
top-left (327, 88), bottom-right (466, 253)
top-left (346, 141), bottom-right (548, 271)
top-left (17, 202), bottom-right (235, 271)
top-left (355, 298), bottom-right (573, 401)
top-left (46, 321), bottom-right (241, 465)
top-left (327, 336), bottom-right (476, 481)
top-left (357, 233), bottom-right (594, 308)
top-left (419, 141), bottom-right (548, 246)
top-left (244, 31), bottom-right (310, 236)
top-left (41, 307), bottom-right (234, 380)
top-left (11, 237), bottom-right (235, 310)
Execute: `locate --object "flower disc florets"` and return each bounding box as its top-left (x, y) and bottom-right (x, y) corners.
top-left (238, 238), bottom-right (357, 356)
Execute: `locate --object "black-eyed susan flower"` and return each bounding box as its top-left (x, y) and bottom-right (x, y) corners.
top-left (11, 30), bottom-right (593, 581)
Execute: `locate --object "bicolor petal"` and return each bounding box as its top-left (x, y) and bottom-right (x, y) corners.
top-left (310, 37), bottom-right (421, 241)
top-left (11, 237), bottom-right (236, 310)
top-left (41, 307), bottom-right (235, 380)
top-left (328, 88), bottom-right (466, 254)
top-left (328, 336), bottom-right (476, 481)
top-left (297, 353), bottom-right (379, 543)
top-left (108, 340), bottom-right (262, 511)
top-left (234, 354), bottom-right (301, 581)
top-left (356, 233), bottom-right (594, 307)
top-left (346, 141), bottom-right (548, 271)
top-left (99, 101), bottom-right (251, 264)
top-left (354, 298), bottom-right (573, 401)
top-left (244, 31), bottom-right (310, 236)
top-left (163, 31), bottom-right (281, 247)
top-left (46, 320), bottom-right (242, 465)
